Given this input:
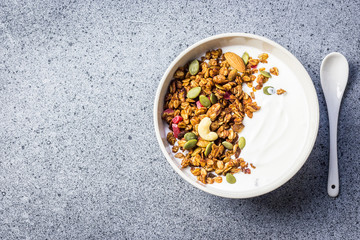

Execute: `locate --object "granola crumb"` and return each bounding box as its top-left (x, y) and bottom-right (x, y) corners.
top-left (270, 67), bottom-right (279, 76)
top-left (258, 53), bottom-right (269, 63)
top-left (277, 89), bottom-right (287, 95)
top-left (250, 92), bottom-right (255, 99)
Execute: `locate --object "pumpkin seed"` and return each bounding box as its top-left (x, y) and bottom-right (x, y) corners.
top-left (184, 139), bottom-right (198, 150)
top-left (260, 70), bottom-right (272, 78)
top-left (238, 137), bottom-right (246, 150)
top-left (204, 142), bottom-right (213, 157)
top-left (222, 141), bottom-right (233, 150)
top-left (263, 86), bottom-right (275, 95)
top-left (184, 132), bottom-right (197, 141)
top-left (187, 87), bottom-right (201, 99)
top-left (191, 147), bottom-right (202, 157)
top-left (242, 52), bottom-right (249, 65)
top-left (210, 93), bottom-right (218, 104)
top-left (189, 59), bottom-right (199, 75)
top-left (226, 173), bottom-right (236, 184)
top-left (199, 95), bottom-right (211, 108)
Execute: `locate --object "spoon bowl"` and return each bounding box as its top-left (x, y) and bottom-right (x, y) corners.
top-left (320, 52), bottom-right (349, 197)
top-left (321, 53), bottom-right (349, 102)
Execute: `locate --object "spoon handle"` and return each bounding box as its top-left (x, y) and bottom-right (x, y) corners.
top-left (328, 107), bottom-right (339, 197)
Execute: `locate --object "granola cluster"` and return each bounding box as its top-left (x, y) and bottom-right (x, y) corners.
top-left (162, 49), bottom-right (275, 184)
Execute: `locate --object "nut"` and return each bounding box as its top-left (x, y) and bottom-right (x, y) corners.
top-left (224, 52), bottom-right (245, 72)
top-left (198, 117), bottom-right (218, 141)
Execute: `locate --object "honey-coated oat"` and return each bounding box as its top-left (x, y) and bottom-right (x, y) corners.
top-left (162, 49), bottom-right (281, 184)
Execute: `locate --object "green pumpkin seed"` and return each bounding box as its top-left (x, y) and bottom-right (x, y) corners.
top-left (199, 95), bottom-right (211, 108)
top-left (191, 147), bottom-right (202, 157)
top-left (189, 59), bottom-right (199, 75)
top-left (238, 137), bottom-right (246, 150)
top-left (204, 142), bottom-right (213, 157)
top-left (242, 52), bottom-right (249, 65)
top-left (226, 173), bottom-right (236, 184)
top-left (260, 70), bottom-right (272, 78)
top-left (210, 93), bottom-right (218, 104)
top-left (263, 86), bottom-right (275, 95)
top-left (184, 139), bottom-right (198, 150)
top-left (187, 87), bottom-right (201, 99)
top-left (184, 132), bottom-right (197, 141)
top-left (222, 141), bottom-right (233, 150)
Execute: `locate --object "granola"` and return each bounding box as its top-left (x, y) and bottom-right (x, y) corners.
top-left (162, 49), bottom-right (278, 184)
top-left (277, 88), bottom-right (287, 95)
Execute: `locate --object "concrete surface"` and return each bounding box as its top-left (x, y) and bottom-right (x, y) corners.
top-left (1, 0), bottom-right (359, 239)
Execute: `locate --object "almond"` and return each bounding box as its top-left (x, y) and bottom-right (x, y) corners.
top-left (224, 52), bottom-right (245, 73)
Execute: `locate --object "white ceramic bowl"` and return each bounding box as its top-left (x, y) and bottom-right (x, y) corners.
top-left (154, 33), bottom-right (319, 198)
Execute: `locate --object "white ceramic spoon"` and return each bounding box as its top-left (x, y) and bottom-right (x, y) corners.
top-left (320, 52), bottom-right (349, 197)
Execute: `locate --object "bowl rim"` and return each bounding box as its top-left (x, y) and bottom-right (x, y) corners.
top-left (153, 33), bottom-right (319, 198)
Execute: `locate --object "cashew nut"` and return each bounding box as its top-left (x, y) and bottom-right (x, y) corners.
top-left (198, 117), bottom-right (218, 141)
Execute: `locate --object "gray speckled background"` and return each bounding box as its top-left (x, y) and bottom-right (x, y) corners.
top-left (1, 0), bottom-right (359, 239)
